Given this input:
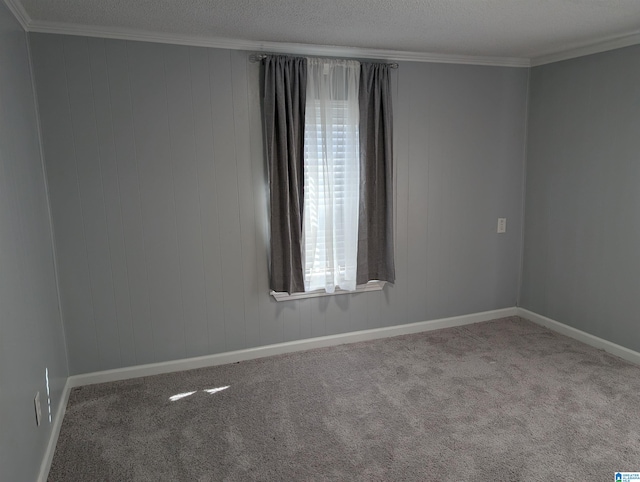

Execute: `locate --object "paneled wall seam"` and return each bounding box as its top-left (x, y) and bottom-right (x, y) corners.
top-left (61, 38), bottom-right (102, 366)
top-left (245, 52), bottom-right (261, 344)
top-left (207, 50), bottom-right (228, 352)
top-left (125, 39), bottom-right (154, 364)
top-left (87, 37), bottom-right (123, 366)
top-left (232, 51), bottom-right (261, 346)
top-left (231, 51), bottom-right (249, 347)
top-left (162, 47), bottom-right (188, 360)
top-left (103, 38), bottom-right (138, 365)
top-left (188, 49), bottom-right (212, 353)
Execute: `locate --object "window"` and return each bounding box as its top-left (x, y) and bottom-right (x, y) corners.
top-left (302, 59), bottom-right (360, 294)
top-left (262, 54), bottom-right (395, 299)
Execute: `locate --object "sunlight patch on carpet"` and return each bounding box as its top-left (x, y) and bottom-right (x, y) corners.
top-left (203, 386), bottom-right (229, 395)
top-left (169, 391), bottom-right (197, 402)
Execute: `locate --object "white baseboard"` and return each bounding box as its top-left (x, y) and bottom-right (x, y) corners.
top-left (40, 306), bottom-right (517, 479)
top-left (39, 306), bottom-right (640, 481)
top-left (517, 308), bottom-right (640, 366)
top-left (68, 307), bottom-right (517, 388)
top-left (38, 378), bottom-right (71, 482)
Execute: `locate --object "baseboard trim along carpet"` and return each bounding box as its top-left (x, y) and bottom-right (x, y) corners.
top-left (40, 306), bottom-right (640, 480)
top-left (66, 307), bottom-right (517, 389)
top-left (38, 377), bottom-right (72, 482)
top-left (517, 307), bottom-right (640, 366)
top-left (47, 314), bottom-right (640, 480)
top-left (40, 308), bottom-right (516, 479)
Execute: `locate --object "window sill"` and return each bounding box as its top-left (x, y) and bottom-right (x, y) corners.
top-left (271, 281), bottom-right (385, 302)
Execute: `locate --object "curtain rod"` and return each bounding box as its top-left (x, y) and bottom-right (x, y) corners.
top-left (249, 53), bottom-right (398, 69)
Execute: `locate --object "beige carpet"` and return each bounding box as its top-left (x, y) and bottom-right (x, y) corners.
top-left (48, 316), bottom-right (640, 481)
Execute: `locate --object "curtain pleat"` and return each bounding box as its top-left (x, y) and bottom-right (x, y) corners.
top-left (357, 63), bottom-right (395, 285)
top-left (262, 55), bottom-right (307, 293)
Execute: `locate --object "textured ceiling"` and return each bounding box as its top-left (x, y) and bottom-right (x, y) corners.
top-left (18, 0), bottom-right (640, 59)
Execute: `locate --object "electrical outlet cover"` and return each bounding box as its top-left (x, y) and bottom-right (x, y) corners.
top-left (34, 392), bottom-right (42, 426)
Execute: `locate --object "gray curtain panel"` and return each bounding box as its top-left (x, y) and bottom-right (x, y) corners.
top-left (262, 55), bottom-right (307, 293)
top-left (357, 63), bottom-right (396, 285)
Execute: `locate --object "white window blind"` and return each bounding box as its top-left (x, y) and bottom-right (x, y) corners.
top-left (302, 58), bottom-right (360, 293)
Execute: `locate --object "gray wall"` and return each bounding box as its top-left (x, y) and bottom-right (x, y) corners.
top-left (522, 45), bottom-right (640, 352)
top-left (30, 33), bottom-right (528, 376)
top-left (0, 6), bottom-right (69, 482)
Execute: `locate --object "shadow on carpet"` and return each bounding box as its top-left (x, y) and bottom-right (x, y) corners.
top-left (49, 316), bottom-right (640, 481)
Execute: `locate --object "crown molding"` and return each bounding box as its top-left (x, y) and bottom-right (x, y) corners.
top-left (27, 19), bottom-right (531, 68)
top-left (531, 30), bottom-right (640, 66)
top-left (2, 0), bottom-right (30, 30)
top-left (13, 5), bottom-right (640, 69)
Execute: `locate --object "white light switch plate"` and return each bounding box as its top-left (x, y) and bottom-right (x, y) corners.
top-left (497, 218), bottom-right (507, 233)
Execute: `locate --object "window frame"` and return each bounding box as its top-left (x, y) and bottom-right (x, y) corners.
top-left (270, 280), bottom-right (385, 301)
